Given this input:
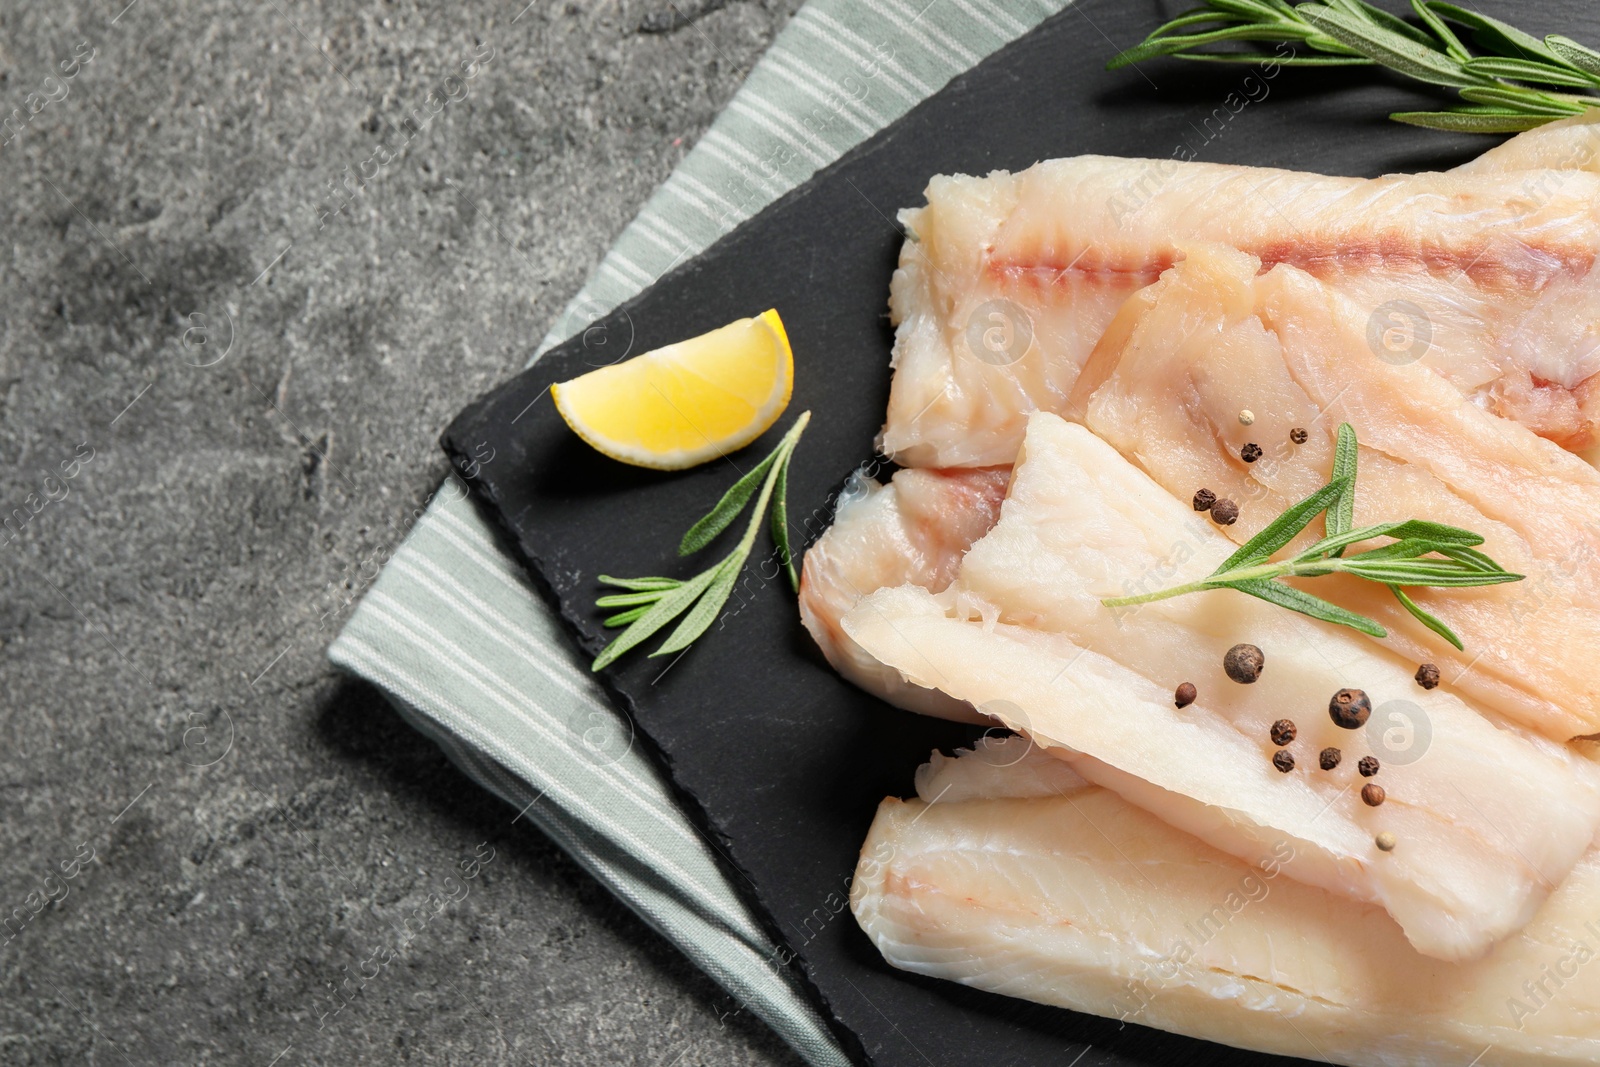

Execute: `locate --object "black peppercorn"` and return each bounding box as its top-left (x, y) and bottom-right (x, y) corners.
top-left (1361, 783), bottom-right (1386, 807)
top-left (1270, 719), bottom-right (1296, 746)
top-left (1193, 488), bottom-right (1216, 512)
top-left (1289, 427), bottom-right (1308, 444)
top-left (1224, 643), bottom-right (1264, 684)
top-left (1241, 442), bottom-right (1263, 463)
top-left (1415, 663), bottom-right (1440, 690)
top-left (1211, 498), bottom-right (1240, 526)
top-left (1358, 755), bottom-right (1380, 778)
top-left (1328, 688), bottom-right (1372, 729)
top-left (1272, 750), bottom-right (1295, 773)
top-left (1319, 747), bottom-right (1341, 771)
top-left (1175, 682), bottom-right (1197, 709)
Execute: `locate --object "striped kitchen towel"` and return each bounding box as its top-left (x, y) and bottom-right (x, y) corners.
top-left (328, 1), bottom-right (1072, 1062)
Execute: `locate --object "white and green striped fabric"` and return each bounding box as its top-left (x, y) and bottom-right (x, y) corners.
top-left (328, 2), bottom-right (1070, 1062)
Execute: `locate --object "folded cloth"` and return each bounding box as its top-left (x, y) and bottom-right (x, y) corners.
top-left (328, 1), bottom-right (1070, 1061)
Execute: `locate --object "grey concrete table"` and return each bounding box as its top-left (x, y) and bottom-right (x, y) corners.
top-left (0, 1), bottom-right (807, 1063)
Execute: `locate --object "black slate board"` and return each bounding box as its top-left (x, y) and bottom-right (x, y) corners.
top-left (442, 1), bottom-right (1596, 1063)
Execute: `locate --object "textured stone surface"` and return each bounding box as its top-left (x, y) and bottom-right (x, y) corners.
top-left (0, 1), bottom-right (806, 1063)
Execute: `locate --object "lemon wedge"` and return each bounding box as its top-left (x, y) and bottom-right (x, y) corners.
top-left (551, 308), bottom-right (794, 470)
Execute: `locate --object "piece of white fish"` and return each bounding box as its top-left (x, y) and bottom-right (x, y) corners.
top-left (854, 739), bottom-right (1600, 1067)
top-left (797, 464), bottom-right (1009, 723)
top-left (882, 153), bottom-right (1600, 467)
top-left (842, 414), bottom-right (1600, 961)
top-left (1073, 244), bottom-right (1600, 742)
top-left (913, 734), bottom-right (1087, 803)
top-left (1461, 108), bottom-right (1600, 177)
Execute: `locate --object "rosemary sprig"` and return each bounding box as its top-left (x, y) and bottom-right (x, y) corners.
top-left (1101, 423), bottom-right (1522, 648)
top-left (1109, 1), bottom-right (1600, 132)
top-left (589, 412), bottom-right (810, 671)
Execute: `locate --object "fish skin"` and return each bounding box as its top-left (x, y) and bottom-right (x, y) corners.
top-left (1074, 243), bottom-right (1600, 742)
top-left (882, 155), bottom-right (1600, 468)
top-left (841, 414), bottom-right (1600, 962)
top-left (854, 740), bottom-right (1600, 1067)
top-left (797, 464), bottom-right (1009, 723)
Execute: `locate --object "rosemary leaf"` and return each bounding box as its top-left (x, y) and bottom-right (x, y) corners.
top-left (1437, 544), bottom-right (1506, 573)
top-left (1327, 421), bottom-right (1358, 548)
top-left (679, 449), bottom-right (782, 556)
top-left (598, 575), bottom-right (682, 591)
top-left (1548, 34), bottom-right (1600, 77)
top-left (1463, 56), bottom-right (1600, 88)
top-left (1390, 584), bottom-right (1465, 650)
top-left (1298, 519), bottom-right (1482, 560)
top-left (1410, 0), bottom-right (1469, 61)
top-left (1340, 537), bottom-right (1461, 563)
top-left (1458, 84), bottom-right (1587, 115)
top-left (1177, 52), bottom-right (1373, 66)
top-left (595, 589), bottom-right (672, 609)
top-left (1337, 558), bottom-right (1522, 586)
top-left (1232, 578), bottom-right (1388, 637)
top-left (1390, 109), bottom-right (1553, 132)
top-left (602, 606), bottom-right (651, 628)
top-left (1333, 0), bottom-right (1436, 48)
top-left (770, 443), bottom-right (798, 592)
top-left (1213, 0), bottom-right (1286, 20)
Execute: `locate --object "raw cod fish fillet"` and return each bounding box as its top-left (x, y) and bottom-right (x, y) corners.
top-left (854, 738), bottom-right (1600, 1067)
top-left (797, 464), bottom-right (1008, 724)
top-left (1073, 243), bottom-right (1600, 743)
top-left (840, 414), bottom-right (1600, 961)
top-left (882, 151), bottom-right (1600, 467)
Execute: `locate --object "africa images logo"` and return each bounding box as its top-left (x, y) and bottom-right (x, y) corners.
top-left (3, 443), bottom-right (96, 545)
